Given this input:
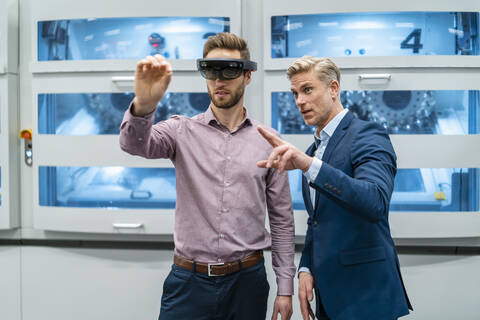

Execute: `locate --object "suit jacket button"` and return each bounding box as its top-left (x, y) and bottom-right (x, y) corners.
top-left (313, 221), bottom-right (318, 227)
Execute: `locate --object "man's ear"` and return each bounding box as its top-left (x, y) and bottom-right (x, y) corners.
top-left (245, 70), bottom-right (252, 84)
top-left (329, 80), bottom-right (339, 99)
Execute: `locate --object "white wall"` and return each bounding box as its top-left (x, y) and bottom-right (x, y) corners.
top-left (0, 246), bottom-right (21, 320)
top-left (400, 254), bottom-right (480, 320)
top-left (15, 247), bottom-right (480, 320)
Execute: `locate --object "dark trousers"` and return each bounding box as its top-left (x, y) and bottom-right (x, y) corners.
top-left (158, 258), bottom-right (269, 320)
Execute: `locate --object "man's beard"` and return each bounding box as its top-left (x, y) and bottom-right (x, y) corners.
top-left (208, 84), bottom-right (245, 109)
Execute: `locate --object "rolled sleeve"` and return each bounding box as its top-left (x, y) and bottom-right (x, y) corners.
top-left (277, 277), bottom-right (295, 296)
top-left (119, 101), bottom-right (180, 160)
top-left (266, 167), bottom-right (296, 296)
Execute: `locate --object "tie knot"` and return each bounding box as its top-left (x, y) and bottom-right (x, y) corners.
top-left (314, 137), bottom-right (321, 148)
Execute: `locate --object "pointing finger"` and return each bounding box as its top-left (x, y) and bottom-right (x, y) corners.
top-left (266, 144), bottom-right (289, 168)
top-left (256, 160), bottom-right (268, 168)
top-left (257, 125), bottom-right (283, 147)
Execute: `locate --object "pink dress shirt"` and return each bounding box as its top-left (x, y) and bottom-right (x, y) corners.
top-left (119, 104), bottom-right (295, 295)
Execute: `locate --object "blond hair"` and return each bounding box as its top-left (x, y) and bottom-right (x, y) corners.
top-left (287, 56), bottom-right (340, 86)
top-left (203, 32), bottom-right (250, 60)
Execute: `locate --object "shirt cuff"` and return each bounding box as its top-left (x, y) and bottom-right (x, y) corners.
top-left (303, 157), bottom-right (322, 182)
top-left (277, 277), bottom-right (294, 296)
top-left (128, 101), bottom-right (156, 120)
top-left (298, 267), bottom-right (311, 276)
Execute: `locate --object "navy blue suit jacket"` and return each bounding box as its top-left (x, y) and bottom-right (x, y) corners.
top-left (299, 111), bottom-right (412, 320)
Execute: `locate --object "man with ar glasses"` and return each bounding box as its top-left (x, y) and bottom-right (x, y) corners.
top-left (119, 33), bottom-right (295, 320)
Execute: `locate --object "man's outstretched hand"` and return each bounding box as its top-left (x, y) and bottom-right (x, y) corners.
top-left (256, 126), bottom-right (313, 173)
top-left (132, 54), bottom-right (173, 116)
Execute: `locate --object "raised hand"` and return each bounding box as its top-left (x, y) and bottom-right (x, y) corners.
top-left (132, 54), bottom-right (173, 116)
top-left (256, 126), bottom-right (313, 173)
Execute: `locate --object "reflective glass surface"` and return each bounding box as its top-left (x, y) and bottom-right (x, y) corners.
top-left (272, 90), bottom-right (479, 134)
top-left (271, 12), bottom-right (479, 58)
top-left (38, 92), bottom-right (210, 135)
top-left (38, 17), bottom-right (230, 61)
top-left (289, 168), bottom-right (479, 212)
top-left (288, 170), bottom-right (303, 210)
top-left (39, 166), bottom-right (176, 209)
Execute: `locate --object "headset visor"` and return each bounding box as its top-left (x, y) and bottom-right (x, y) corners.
top-left (197, 58), bottom-right (257, 80)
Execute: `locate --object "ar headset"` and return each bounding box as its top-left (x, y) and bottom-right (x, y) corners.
top-left (197, 58), bottom-right (257, 81)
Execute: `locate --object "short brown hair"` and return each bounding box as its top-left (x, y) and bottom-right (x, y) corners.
top-left (203, 32), bottom-right (250, 60)
top-left (287, 56), bottom-right (340, 86)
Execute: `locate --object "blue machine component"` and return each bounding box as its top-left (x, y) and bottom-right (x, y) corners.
top-left (288, 168), bottom-right (479, 212)
top-left (38, 16), bottom-right (230, 61)
top-left (38, 92), bottom-right (210, 135)
top-left (272, 90), bottom-right (479, 135)
top-left (39, 166), bottom-right (176, 209)
top-left (271, 12), bottom-right (479, 58)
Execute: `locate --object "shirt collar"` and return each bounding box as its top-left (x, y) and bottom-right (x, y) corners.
top-left (204, 105), bottom-right (252, 129)
top-left (315, 108), bottom-right (349, 143)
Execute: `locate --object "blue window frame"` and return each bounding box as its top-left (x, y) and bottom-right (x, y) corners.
top-left (271, 12), bottom-right (479, 58)
top-left (289, 168), bottom-right (479, 212)
top-left (39, 166), bottom-right (176, 209)
top-left (38, 16), bottom-right (230, 61)
top-left (272, 90), bottom-right (480, 135)
top-left (38, 92), bottom-right (210, 135)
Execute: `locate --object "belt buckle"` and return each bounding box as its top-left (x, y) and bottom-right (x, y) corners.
top-left (207, 262), bottom-right (225, 277)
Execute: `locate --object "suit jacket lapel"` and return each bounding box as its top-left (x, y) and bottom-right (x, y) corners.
top-left (302, 142), bottom-right (316, 215)
top-left (313, 111), bottom-right (355, 213)
top-left (321, 111), bottom-right (354, 163)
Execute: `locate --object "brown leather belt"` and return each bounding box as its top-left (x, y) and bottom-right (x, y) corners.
top-left (174, 251), bottom-right (263, 277)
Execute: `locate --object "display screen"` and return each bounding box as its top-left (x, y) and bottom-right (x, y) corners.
top-left (39, 166), bottom-right (176, 209)
top-left (271, 12), bottom-right (479, 58)
top-left (289, 168), bottom-right (479, 211)
top-left (272, 90), bottom-right (479, 135)
top-left (38, 16), bottom-right (230, 61)
top-left (38, 92), bottom-right (210, 135)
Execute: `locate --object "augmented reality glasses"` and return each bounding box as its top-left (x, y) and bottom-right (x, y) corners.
top-left (197, 58), bottom-right (257, 80)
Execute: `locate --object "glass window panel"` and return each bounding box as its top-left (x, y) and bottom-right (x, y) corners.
top-left (289, 168), bottom-right (479, 212)
top-left (288, 170), bottom-right (304, 210)
top-left (272, 90), bottom-right (479, 134)
top-left (38, 17), bottom-right (230, 61)
top-left (38, 92), bottom-right (210, 135)
top-left (271, 12), bottom-right (479, 58)
top-left (39, 166), bottom-right (176, 209)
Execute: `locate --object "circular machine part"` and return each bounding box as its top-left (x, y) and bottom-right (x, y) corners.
top-left (341, 90), bottom-right (437, 134)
